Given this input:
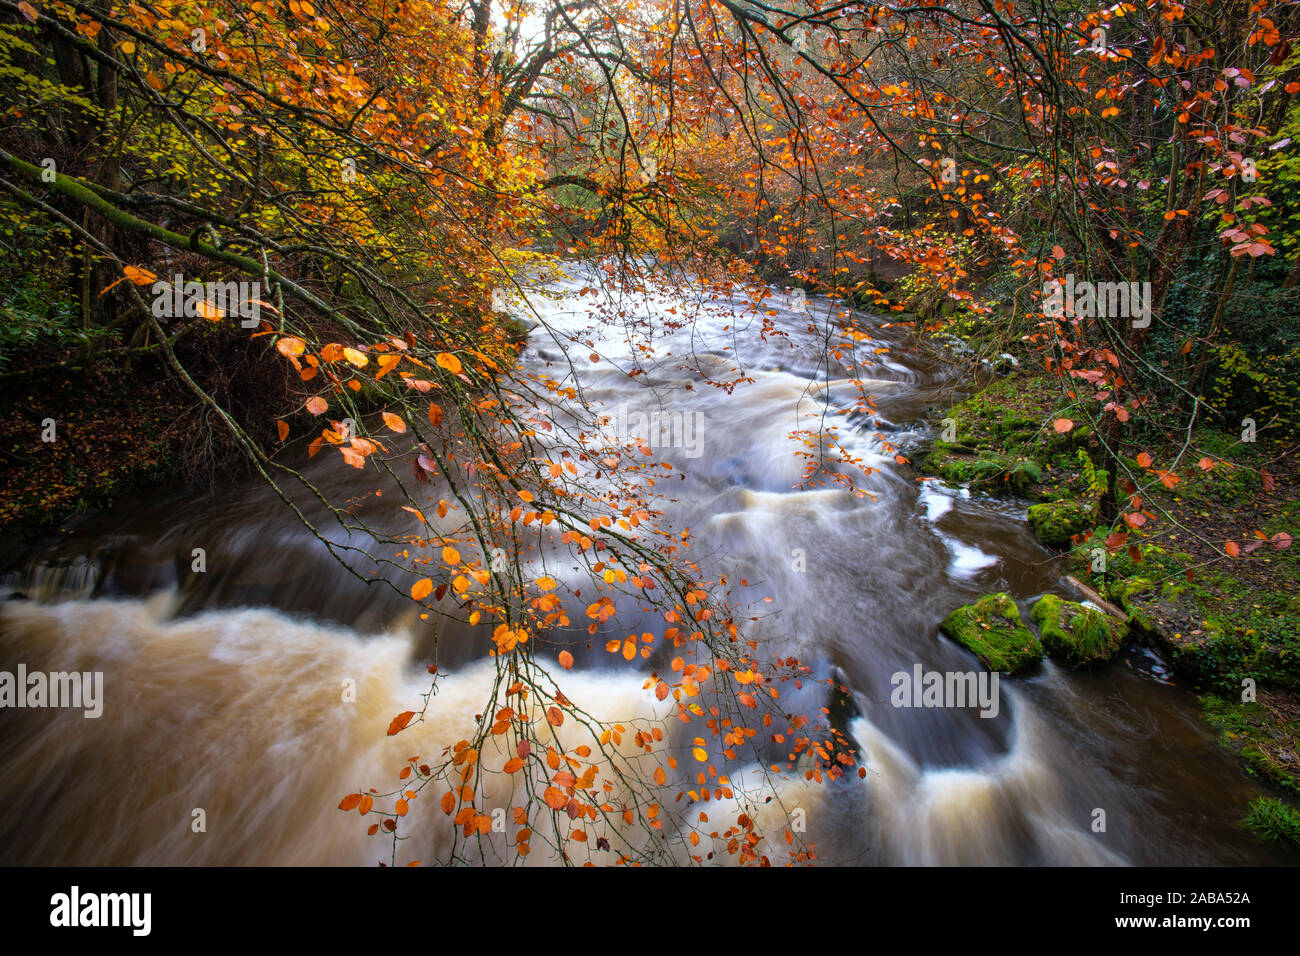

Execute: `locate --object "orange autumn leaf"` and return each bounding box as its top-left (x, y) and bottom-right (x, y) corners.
top-left (195, 299), bottom-right (223, 321)
top-left (1053, 418), bottom-right (1073, 434)
top-left (411, 578), bottom-right (433, 601)
top-left (305, 396), bottom-right (328, 416)
top-left (436, 352), bottom-right (463, 375)
top-left (382, 411), bottom-right (406, 433)
top-left (358, 794), bottom-right (374, 814)
top-left (276, 336), bottom-right (307, 357)
top-left (387, 711), bottom-right (416, 735)
top-left (428, 402), bottom-right (444, 427)
top-left (276, 420), bottom-right (289, 441)
top-left (440, 792), bottom-right (455, 815)
top-left (338, 793), bottom-right (362, 811)
top-left (558, 650), bottom-right (574, 670)
top-left (543, 786), bottom-right (567, 810)
top-left (123, 265), bottom-right (157, 286)
top-left (1136, 452), bottom-right (1153, 468)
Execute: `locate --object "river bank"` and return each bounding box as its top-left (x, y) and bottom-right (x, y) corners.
top-left (910, 347), bottom-right (1300, 847)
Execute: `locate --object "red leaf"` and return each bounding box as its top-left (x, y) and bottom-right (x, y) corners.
top-left (1053, 418), bottom-right (1074, 434)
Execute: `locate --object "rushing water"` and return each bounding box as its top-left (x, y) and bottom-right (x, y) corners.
top-left (0, 266), bottom-right (1285, 865)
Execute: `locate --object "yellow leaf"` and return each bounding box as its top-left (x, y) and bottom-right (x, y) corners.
top-left (342, 347), bottom-right (368, 367)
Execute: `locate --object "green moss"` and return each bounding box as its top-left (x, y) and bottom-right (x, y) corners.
top-left (1027, 500), bottom-right (1095, 547)
top-left (1006, 459), bottom-right (1043, 493)
top-left (940, 593), bottom-right (1043, 674)
top-left (1202, 694), bottom-right (1300, 797)
top-left (1031, 594), bottom-right (1128, 666)
top-left (1242, 797), bottom-right (1300, 847)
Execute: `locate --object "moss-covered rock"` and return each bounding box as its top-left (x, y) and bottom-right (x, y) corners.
top-left (1026, 500), bottom-right (1094, 547)
top-left (940, 593), bottom-right (1043, 673)
top-left (1030, 594), bottom-right (1128, 666)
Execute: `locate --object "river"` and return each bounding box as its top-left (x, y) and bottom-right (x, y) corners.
top-left (0, 264), bottom-right (1282, 865)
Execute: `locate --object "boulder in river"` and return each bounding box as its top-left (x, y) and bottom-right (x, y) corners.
top-left (1030, 594), bottom-right (1128, 667)
top-left (940, 593), bottom-right (1043, 674)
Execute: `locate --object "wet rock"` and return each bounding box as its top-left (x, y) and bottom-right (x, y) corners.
top-left (940, 593), bottom-right (1043, 674)
top-left (1030, 594), bottom-right (1128, 667)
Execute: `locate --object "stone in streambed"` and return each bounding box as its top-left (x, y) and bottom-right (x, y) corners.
top-left (1030, 594), bottom-right (1128, 667)
top-left (940, 593), bottom-right (1043, 674)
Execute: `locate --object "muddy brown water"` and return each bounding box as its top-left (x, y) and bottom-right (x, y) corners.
top-left (0, 267), bottom-right (1288, 865)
